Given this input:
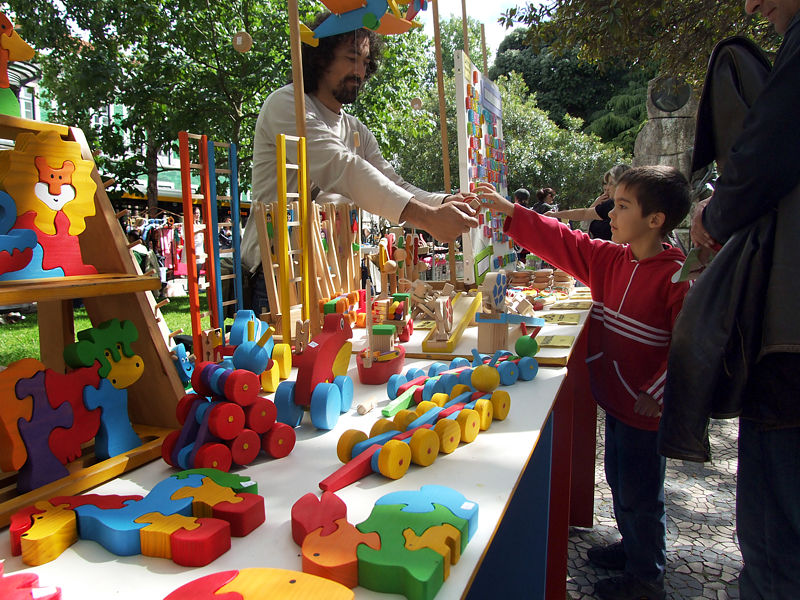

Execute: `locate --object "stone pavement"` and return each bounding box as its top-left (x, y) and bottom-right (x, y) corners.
top-left (567, 412), bottom-right (742, 599)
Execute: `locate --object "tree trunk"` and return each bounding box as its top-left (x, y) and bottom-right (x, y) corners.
top-left (146, 136), bottom-right (159, 217)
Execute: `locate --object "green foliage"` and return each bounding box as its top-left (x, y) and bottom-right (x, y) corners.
top-left (436, 15), bottom-right (485, 76)
top-left (499, 1), bottom-right (781, 83)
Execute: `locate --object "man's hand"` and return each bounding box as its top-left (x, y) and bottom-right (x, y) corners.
top-left (400, 197), bottom-right (479, 242)
top-left (445, 191), bottom-right (481, 211)
top-left (634, 392), bottom-right (662, 418)
top-left (690, 198), bottom-right (720, 249)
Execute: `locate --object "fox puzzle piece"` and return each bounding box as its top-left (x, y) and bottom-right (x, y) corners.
top-left (292, 485), bottom-right (478, 600)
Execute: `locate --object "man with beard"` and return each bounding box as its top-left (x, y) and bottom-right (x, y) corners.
top-left (241, 13), bottom-right (478, 311)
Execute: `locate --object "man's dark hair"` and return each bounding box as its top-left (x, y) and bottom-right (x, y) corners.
top-left (513, 188), bottom-right (530, 203)
top-left (616, 166), bottom-right (691, 235)
top-left (301, 12), bottom-right (383, 94)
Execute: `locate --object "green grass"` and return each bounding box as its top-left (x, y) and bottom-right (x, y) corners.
top-left (0, 295), bottom-right (208, 366)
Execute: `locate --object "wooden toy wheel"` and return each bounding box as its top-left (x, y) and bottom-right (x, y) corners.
top-left (333, 375), bottom-right (354, 413)
top-left (246, 398), bottom-right (277, 434)
top-left (427, 362), bottom-right (448, 377)
top-left (456, 409), bottom-right (481, 443)
top-left (310, 382), bottom-right (341, 430)
top-left (272, 343), bottom-right (292, 379)
top-left (224, 370), bottom-right (260, 406)
top-left (370, 418), bottom-right (398, 437)
top-left (449, 384), bottom-right (472, 399)
top-left (377, 440), bottom-right (411, 479)
top-left (438, 373), bottom-right (460, 396)
top-left (474, 398), bottom-right (494, 430)
top-left (471, 364), bottom-right (500, 393)
top-left (161, 430), bottom-right (181, 466)
top-left (393, 409), bottom-right (418, 431)
top-left (194, 443), bottom-right (232, 471)
top-left (405, 367), bottom-right (425, 381)
top-left (429, 393), bottom-right (449, 407)
top-left (275, 381), bottom-right (303, 427)
top-left (231, 428), bottom-right (261, 466)
top-left (208, 403), bottom-right (245, 440)
top-left (386, 373), bottom-right (407, 400)
top-left (490, 390), bottom-right (511, 421)
top-left (517, 356), bottom-right (539, 381)
top-left (191, 361), bottom-right (216, 396)
top-left (262, 422), bottom-right (296, 458)
top-left (176, 393), bottom-right (201, 425)
top-left (337, 429), bottom-right (368, 463)
top-left (435, 419), bottom-right (461, 453)
top-left (449, 357), bottom-right (470, 369)
top-left (416, 400), bottom-right (438, 416)
top-left (409, 428), bottom-right (440, 467)
top-left (497, 361), bottom-right (519, 386)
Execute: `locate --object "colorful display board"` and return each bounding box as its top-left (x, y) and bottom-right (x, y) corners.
top-left (454, 50), bottom-right (514, 285)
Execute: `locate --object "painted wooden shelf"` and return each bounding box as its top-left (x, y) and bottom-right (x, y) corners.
top-left (0, 273), bottom-right (161, 305)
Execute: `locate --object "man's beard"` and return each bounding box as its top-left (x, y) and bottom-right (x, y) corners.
top-left (332, 76), bottom-right (363, 105)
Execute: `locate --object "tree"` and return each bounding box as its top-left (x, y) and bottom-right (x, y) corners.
top-left (9, 0), bottom-right (320, 213)
top-left (436, 15), bottom-right (486, 76)
top-left (499, 1), bottom-right (780, 83)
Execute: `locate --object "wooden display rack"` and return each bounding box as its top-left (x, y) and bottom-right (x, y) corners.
top-left (0, 115), bottom-right (183, 526)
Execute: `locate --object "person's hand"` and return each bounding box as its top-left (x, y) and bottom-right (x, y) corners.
top-left (473, 182), bottom-right (515, 216)
top-left (445, 191), bottom-right (481, 211)
top-left (426, 201), bottom-right (478, 241)
top-left (544, 211), bottom-right (558, 218)
top-left (634, 392), bottom-right (662, 418)
top-left (590, 192), bottom-right (609, 208)
top-left (690, 198), bottom-right (720, 249)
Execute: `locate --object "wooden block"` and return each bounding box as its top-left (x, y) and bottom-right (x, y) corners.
top-left (403, 523), bottom-right (462, 579)
top-left (375, 485), bottom-right (479, 541)
top-left (302, 517), bottom-right (381, 588)
top-left (170, 516), bottom-right (231, 566)
top-left (211, 492), bottom-right (265, 537)
top-left (134, 511), bottom-right (200, 559)
top-left (19, 501), bottom-right (79, 567)
top-left (318, 444), bottom-right (381, 493)
top-left (164, 568), bottom-right (354, 600)
top-left (0, 358), bottom-right (40, 472)
top-left (291, 491), bottom-right (348, 546)
top-left (45, 364), bottom-right (102, 464)
top-left (15, 370), bottom-right (73, 493)
top-left (82, 379), bottom-right (142, 460)
top-left (421, 292), bottom-right (481, 354)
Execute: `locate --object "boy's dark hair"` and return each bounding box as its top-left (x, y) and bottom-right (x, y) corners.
top-left (513, 188), bottom-right (530, 203)
top-left (616, 166), bottom-right (691, 235)
top-left (301, 12), bottom-right (383, 94)
top-left (536, 187), bottom-right (555, 202)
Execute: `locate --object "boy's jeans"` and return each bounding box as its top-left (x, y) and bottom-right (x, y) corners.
top-left (604, 414), bottom-right (667, 585)
top-left (737, 419), bottom-right (800, 599)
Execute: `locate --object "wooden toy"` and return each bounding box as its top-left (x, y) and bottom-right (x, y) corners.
top-left (46, 364), bottom-right (102, 464)
top-left (83, 379), bottom-right (142, 460)
top-left (170, 342), bottom-right (195, 384)
top-left (162, 362), bottom-right (294, 471)
top-left (275, 312), bottom-right (354, 430)
top-left (419, 290), bottom-right (482, 354)
top-left (357, 281), bottom-right (407, 385)
top-left (291, 491), bottom-right (348, 546)
top-left (0, 358), bottom-right (40, 472)
top-left (475, 271), bottom-right (545, 354)
top-left (0, 13), bottom-right (35, 116)
top-left (10, 470), bottom-right (264, 567)
top-left (164, 568), bottom-right (355, 600)
top-left (0, 190), bottom-right (36, 276)
top-left (300, 0), bottom-right (427, 44)
top-left (291, 485), bottom-right (476, 600)
top-left (0, 559), bottom-right (61, 600)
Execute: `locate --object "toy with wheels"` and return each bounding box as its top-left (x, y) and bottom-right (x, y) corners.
top-left (275, 313), bottom-right (354, 430)
top-left (162, 362), bottom-right (295, 471)
top-left (229, 310), bottom-right (293, 393)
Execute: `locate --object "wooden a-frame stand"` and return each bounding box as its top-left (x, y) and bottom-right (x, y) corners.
top-left (0, 115), bottom-right (184, 526)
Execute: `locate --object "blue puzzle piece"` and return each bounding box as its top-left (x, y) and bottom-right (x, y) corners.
top-left (83, 379), bottom-right (141, 460)
top-left (75, 473), bottom-right (206, 555)
top-left (0, 243), bottom-right (64, 281)
top-left (375, 485), bottom-right (479, 541)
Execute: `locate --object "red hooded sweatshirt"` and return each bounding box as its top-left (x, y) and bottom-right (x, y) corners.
top-left (504, 205), bottom-right (690, 431)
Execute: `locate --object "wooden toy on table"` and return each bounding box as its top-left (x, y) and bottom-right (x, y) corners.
top-left (9, 470), bottom-right (264, 567)
top-left (0, 13), bottom-right (35, 116)
top-left (164, 568), bottom-right (355, 600)
top-left (0, 559), bottom-right (61, 600)
top-left (162, 362), bottom-right (295, 472)
top-left (290, 485), bottom-right (477, 600)
top-left (357, 281), bottom-right (407, 385)
top-left (229, 310), bottom-right (292, 393)
top-left (412, 281), bottom-right (482, 354)
top-left (275, 312), bottom-right (355, 430)
top-left (475, 271), bottom-right (545, 354)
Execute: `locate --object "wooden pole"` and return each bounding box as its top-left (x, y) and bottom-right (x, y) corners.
top-left (461, 0), bottom-right (469, 57)
top-left (481, 24), bottom-right (488, 75)
top-left (288, 0), bottom-right (319, 334)
top-left (432, 0), bottom-right (457, 286)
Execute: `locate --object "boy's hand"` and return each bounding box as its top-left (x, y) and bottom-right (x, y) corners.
top-left (634, 392), bottom-right (662, 418)
top-left (474, 182), bottom-right (515, 216)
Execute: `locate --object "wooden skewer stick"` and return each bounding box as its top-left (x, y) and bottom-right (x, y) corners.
top-left (115, 208), bottom-right (128, 218)
top-left (168, 329), bottom-right (184, 338)
top-left (105, 178), bottom-right (117, 189)
top-left (155, 299), bottom-right (170, 310)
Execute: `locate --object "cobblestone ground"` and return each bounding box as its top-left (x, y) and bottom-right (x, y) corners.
top-left (567, 412), bottom-right (742, 599)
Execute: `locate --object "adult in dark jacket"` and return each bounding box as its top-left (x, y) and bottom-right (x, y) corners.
top-left (666, 1), bottom-right (800, 597)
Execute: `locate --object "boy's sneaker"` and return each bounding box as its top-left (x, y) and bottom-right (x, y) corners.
top-left (595, 574), bottom-right (665, 600)
top-left (587, 541), bottom-right (626, 570)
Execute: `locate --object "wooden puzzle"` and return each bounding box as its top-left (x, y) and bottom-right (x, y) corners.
top-left (0, 559), bottom-right (61, 600)
top-left (162, 362), bottom-right (295, 472)
top-left (164, 567), bottom-right (354, 600)
top-left (291, 485), bottom-right (478, 600)
top-left (0, 319), bottom-right (144, 493)
top-left (0, 12), bottom-right (35, 117)
top-left (9, 469), bottom-right (264, 567)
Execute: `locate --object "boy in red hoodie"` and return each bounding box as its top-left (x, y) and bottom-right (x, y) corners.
top-left (475, 165), bottom-right (691, 600)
